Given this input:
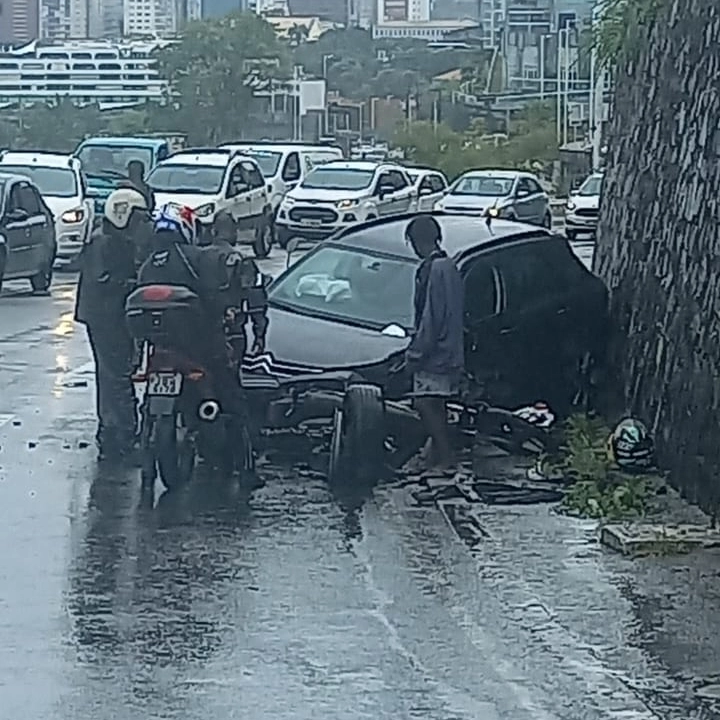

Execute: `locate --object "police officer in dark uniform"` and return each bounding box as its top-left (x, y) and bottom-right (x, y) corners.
top-left (205, 210), bottom-right (269, 364)
top-left (75, 187), bottom-right (152, 460)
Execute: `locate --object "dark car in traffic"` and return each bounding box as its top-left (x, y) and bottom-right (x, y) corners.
top-left (0, 172), bottom-right (57, 293)
top-left (243, 213), bottom-right (609, 413)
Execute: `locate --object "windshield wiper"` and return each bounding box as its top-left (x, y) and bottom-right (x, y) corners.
top-left (85, 170), bottom-right (129, 181)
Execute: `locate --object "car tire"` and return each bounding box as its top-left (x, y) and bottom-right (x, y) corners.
top-left (30, 254), bottom-right (54, 293)
top-left (542, 211), bottom-right (552, 228)
top-left (328, 383), bottom-right (385, 483)
top-left (253, 219), bottom-right (272, 259)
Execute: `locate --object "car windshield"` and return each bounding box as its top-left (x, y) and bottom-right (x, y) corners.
top-left (147, 164), bottom-right (225, 194)
top-left (240, 150), bottom-right (282, 177)
top-left (0, 165), bottom-right (77, 197)
top-left (578, 175), bottom-right (603, 196)
top-left (301, 167), bottom-right (375, 191)
top-left (407, 171), bottom-right (420, 184)
top-left (451, 175), bottom-right (514, 196)
top-left (269, 245), bottom-right (416, 330)
top-left (76, 144), bottom-right (152, 182)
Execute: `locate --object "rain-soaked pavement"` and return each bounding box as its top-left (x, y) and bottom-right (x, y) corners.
top-left (2, 242), bottom-right (720, 720)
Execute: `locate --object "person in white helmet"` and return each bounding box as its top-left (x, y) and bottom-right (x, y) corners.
top-left (74, 187), bottom-right (152, 461)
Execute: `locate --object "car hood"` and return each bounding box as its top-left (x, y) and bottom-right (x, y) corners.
top-left (569, 194), bottom-right (599, 209)
top-left (44, 196), bottom-right (84, 218)
top-left (244, 305), bottom-right (408, 377)
top-left (440, 194), bottom-right (507, 211)
top-left (287, 186), bottom-right (368, 203)
top-left (154, 192), bottom-right (217, 210)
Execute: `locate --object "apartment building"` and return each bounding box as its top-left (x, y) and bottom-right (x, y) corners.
top-left (0, 0), bottom-right (40, 44)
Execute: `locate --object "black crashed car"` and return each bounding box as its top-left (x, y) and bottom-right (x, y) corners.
top-left (241, 213), bottom-right (609, 475)
top-left (0, 172), bottom-right (57, 293)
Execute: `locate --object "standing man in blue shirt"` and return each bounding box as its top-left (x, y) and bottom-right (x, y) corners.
top-left (405, 215), bottom-right (465, 471)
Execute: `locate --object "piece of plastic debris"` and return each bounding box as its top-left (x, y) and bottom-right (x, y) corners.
top-left (28, 441), bottom-right (37, 449)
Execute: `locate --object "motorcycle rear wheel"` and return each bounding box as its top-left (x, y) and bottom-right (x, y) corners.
top-left (155, 413), bottom-right (196, 490)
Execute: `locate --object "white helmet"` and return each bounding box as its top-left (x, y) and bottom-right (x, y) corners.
top-left (103, 187), bottom-right (147, 230)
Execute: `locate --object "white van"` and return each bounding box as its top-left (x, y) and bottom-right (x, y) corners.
top-left (218, 142), bottom-right (344, 212)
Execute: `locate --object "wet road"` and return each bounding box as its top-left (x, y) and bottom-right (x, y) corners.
top-left (2, 242), bottom-right (719, 720)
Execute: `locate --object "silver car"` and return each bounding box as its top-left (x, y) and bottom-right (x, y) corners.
top-left (565, 171), bottom-right (602, 240)
top-left (434, 169), bottom-right (552, 227)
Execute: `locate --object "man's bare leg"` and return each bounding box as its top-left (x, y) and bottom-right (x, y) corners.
top-left (415, 396), bottom-right (453, 468)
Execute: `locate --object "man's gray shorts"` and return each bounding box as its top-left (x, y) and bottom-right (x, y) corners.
top-left (412, 370), bottom-right (460, 398)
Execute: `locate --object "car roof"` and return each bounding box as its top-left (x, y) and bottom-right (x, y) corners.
top-left (220, 142), bottom-right (342, 154)
top-left (329, 212), bottom-right (554, 261)
top-left (0, 171), bottom-right (29, 184)
top-left (159, 150), bottom-right (241, 167)
top-left (0, 150), bottom-right (79, 170)
top-left (318, 160), bottom-right (385, 172)
top-left (457, 169), bottom-right (523, 179)
top-left (77, 137), bottom-right (166, 149)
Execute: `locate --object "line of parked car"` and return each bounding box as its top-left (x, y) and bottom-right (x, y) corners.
top-left (0, 133), bottom-right (591, 293)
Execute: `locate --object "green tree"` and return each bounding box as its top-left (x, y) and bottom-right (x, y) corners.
top-left (155, 11), bottom-right (288, 145)
top-left (18, 99), bottom-right (103, 151)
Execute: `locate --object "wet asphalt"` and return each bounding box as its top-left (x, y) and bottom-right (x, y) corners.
top-left (2, 240), bottom-right (719, 720)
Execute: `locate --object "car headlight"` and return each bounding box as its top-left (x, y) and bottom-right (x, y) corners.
top-left (566, 201), bottom-right (576, 211)
top-left (337, 199), bottom-right (359, 209)
top-left (194, 203), bottom-right (215, 217)
top-left (486, 207), bottom-right (500, 218)
top-left (433, 200), bottom-right (445, 211)
top-left (61, 208), bottom-right (85, 223)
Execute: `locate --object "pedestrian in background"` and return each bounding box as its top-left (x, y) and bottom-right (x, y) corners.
top-left (404, 214), bottom-right (465, 472)
top-left (75, 187), bottom-right (151, 461)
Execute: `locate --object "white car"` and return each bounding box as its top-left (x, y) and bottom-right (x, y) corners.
top-left (275, 161), bottom-right (415, 246)
top-left (406, 167), bottom-right (449, 212)
top-left (0, 150), bottom-right (92, 268)
top-left (565, 172), bottom-right (602, 240)
top-left (218, 142), bottom-right (343, 213)
top-left (147, 147), bottom-right (274, 257)
top-left (434, 169), bottom-right (552, 227)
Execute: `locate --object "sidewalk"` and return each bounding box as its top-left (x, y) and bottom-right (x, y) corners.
top-left (393, 443), bottom-right (720, 719)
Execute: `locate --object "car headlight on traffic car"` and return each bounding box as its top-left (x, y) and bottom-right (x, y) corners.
top-left (566, 200), bottom-right (576, 211)
top-left (194, 203), bottom-right (215, 218)
top-left (336, 199), bottom-right (359, 209)
top-left (433, 200), bottom-right (445, 211)
top-left (61, 208), bottom-right (85, 223)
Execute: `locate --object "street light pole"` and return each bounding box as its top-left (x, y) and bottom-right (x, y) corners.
top-left (556, 28), bottom-right (564, 144)
top-left (563, 27), bottom-right (570, 146)
top-left (322, 53), bottom-right (333, 136)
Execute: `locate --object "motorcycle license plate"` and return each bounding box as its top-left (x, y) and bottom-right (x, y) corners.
top-left (147, 372), bottom-right (183, 396)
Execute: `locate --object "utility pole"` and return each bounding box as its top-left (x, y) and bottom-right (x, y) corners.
top-left (322, 53), bottom-right (333, 136)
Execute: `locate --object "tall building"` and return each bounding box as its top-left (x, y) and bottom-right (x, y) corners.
top-left (430, 0), bottom-right (480, 20)
top-left (201, 0), bottom-right (248, 19)
top-left (0, 0), bottom-right (40, 44)
top-left (377, 0), bottom-right (429, 22)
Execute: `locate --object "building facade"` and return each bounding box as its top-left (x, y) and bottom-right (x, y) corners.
top-left (0, 0), bottom-right (40, 45)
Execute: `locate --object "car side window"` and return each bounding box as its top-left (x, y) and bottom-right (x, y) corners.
top-left (495, 242), bottom-right (565, 312)
top-left (418, 176), bottom-right (434, 193)
top-left (463, 256), bottom-right (499, 322)
top-left (525, 177), bottom-right (543, 194)
top-left (7, 184), bottom-right (24, 215)
top-left (517, 178), bottom-right (534, 195)
top-left (227, 164), bottom-right (249, 197)
top-left (245, 162), bottom-right (264, 189)
top-left (430, 174), bottom-right (446, 193)
top-left (388, 170), bottom-right (408, 190)
top-left (18, 182), bottom-right (41, 215)
top-left (282, 152), bottom-right (301, 182)
top-left (375, 172), bottom-right (391, 194)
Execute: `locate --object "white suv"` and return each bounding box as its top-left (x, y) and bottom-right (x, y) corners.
top-left (0, 150), bottom-right (92, 268)
top-left (147, 147), bottom-right (274, 257)
top-left (275, 161), bottom-right (415, 246)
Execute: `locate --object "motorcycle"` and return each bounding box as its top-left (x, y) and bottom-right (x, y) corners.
top-left (125, 283), bottom-right (254, 490)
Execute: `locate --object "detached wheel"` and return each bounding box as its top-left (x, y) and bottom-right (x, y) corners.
top-left (30, 255), bottom-right (53, 293)
top-left (327, 383), bottom-right (385, 483)
top-left (253, 221), bottom-right (272, 258)
top-left (155, 414), bottom-right (196, 490)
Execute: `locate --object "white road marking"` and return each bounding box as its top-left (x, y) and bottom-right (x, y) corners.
top-left (0, 413), bottom-right (15, 427)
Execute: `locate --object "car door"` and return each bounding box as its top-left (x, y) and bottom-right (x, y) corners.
top-left (374, 171), bottom-right (395, 215)
top-left (416, 174), bottom-right (435, 212)
top-left (524, 176), bottom-right (548, 224)
top-left (386, 169), bottom-right (413, 214)
top-left (513, 177), bottom-right (536, 222)
top-left (460, 252), bottom-right (507, 402)
top-left (246, 161), bottom-right (268, 220)
top-left (22, 183), bottom-right (53, 266)
top-left (281, 152), bottom-right (302, 194)
top-left (492, 239), bottom-right (574, 404)
top-left (2, 181), bottom-right (35, 277)
top-left (225, 161), bottom-right (253, 230)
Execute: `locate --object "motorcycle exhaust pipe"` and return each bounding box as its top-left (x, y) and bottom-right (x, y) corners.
top-left (198, 400), bottom-right (221, 422)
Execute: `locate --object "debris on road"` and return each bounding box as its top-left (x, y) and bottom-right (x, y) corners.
top-left (600, 522), bottom-right (720, 556)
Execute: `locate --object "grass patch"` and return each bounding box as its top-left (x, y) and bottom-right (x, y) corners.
top-left (543, 413), bottom-right (652, 520)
